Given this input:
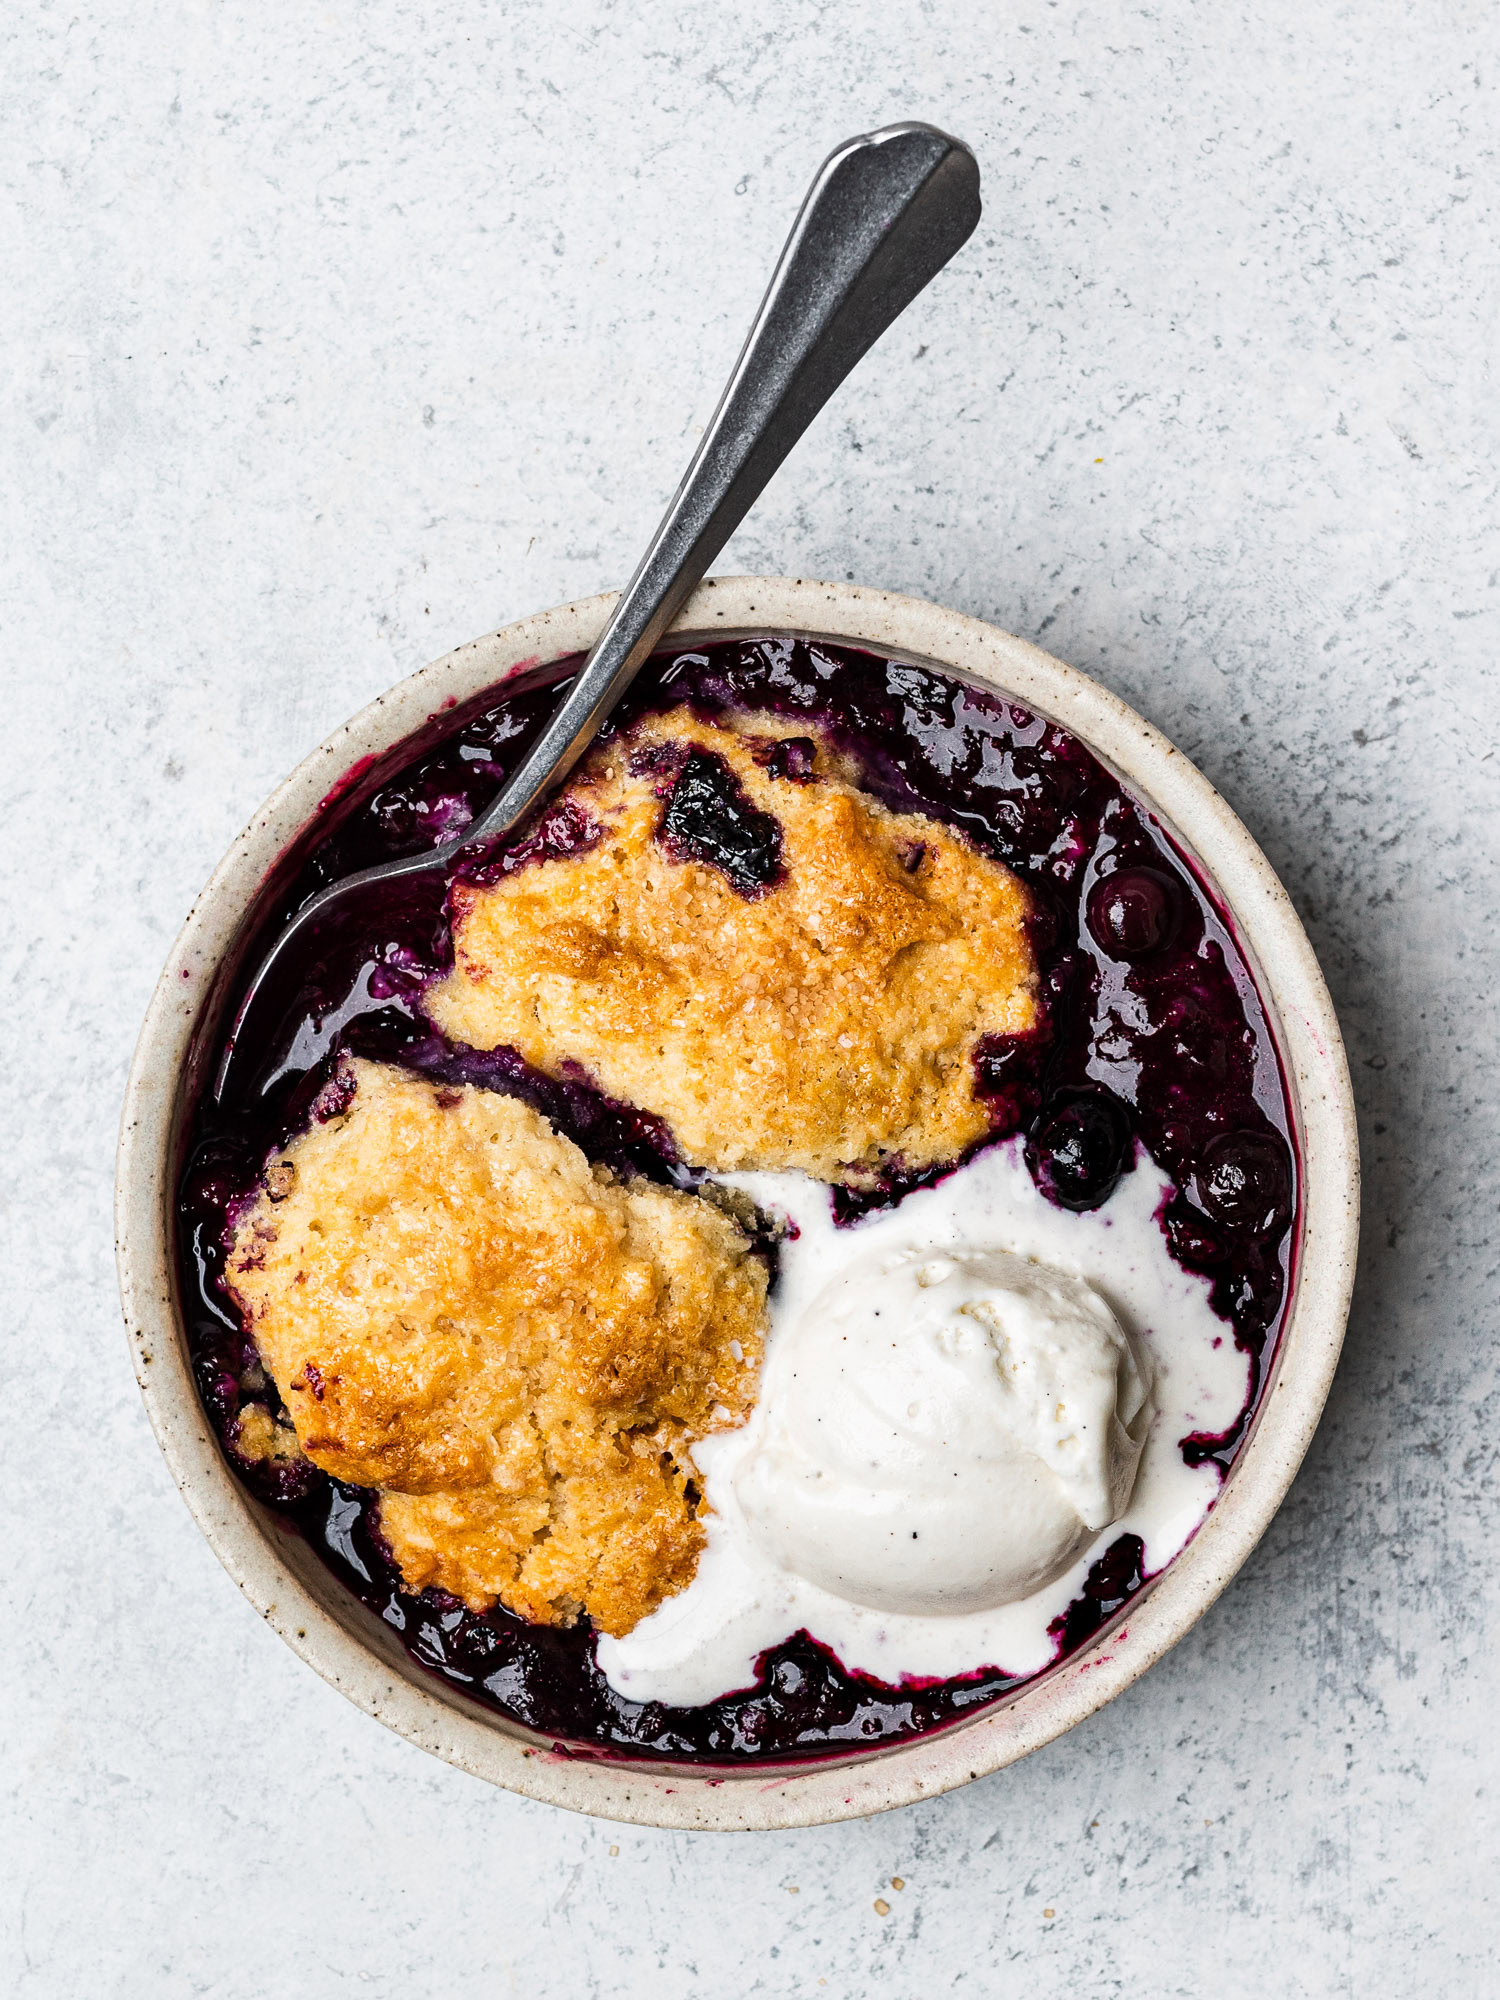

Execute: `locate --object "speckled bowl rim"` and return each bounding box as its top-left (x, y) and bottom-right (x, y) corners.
top-left (116, 576), bottom-right (1358, 1830)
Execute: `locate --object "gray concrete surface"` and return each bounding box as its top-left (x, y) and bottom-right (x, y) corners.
top-left (4, 2), bottom-right (1496, 1993)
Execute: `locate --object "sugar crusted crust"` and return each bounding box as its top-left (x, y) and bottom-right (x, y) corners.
top-left (426, 708), bottom-right (1038, 1180)
top-left (224, 1058), bottom-right (767, 1635)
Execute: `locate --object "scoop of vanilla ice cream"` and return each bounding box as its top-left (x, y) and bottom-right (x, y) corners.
top-left (734, 1245), bottom-right (1153, 1616)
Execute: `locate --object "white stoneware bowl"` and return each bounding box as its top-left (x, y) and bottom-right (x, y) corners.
top-left (116, 576), bottom-right (1358, 1829)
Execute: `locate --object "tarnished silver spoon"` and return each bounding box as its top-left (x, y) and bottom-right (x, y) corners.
top-left (214, 120), bottom-right (980, 1105)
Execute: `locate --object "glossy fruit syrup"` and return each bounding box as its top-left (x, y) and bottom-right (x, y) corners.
top-left (178, 635), bottom-right (1297, 1764)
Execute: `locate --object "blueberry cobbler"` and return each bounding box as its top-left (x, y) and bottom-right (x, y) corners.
top-left (181, 636), bottom-right (1297, 1762)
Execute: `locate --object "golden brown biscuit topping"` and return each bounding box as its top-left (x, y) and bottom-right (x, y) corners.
top-left (426, 709), bottom-right (1037, 1181)
top-left (224, 1058), bottom-right (767, 1635)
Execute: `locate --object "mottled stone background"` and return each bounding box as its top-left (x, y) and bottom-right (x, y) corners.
top-left (4, 1), bottom-right (1496, 1992)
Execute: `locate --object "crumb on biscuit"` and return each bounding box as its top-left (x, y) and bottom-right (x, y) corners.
top-left (232, 1403), bottom-right (305, 1466)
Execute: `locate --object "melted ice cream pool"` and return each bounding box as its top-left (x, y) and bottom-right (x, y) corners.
top-left (596, 1138), bottom-right (1251, 1707)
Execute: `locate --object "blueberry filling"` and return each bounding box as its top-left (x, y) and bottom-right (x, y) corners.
top-left (1046, 1533), bottom-right (1147, 1654)
top-left (655, 747), bottom-right (784, 894)
top-left (752, 733), bottom-right (819, 783)
top-left (177, 635), bottom-right (1298, 1765)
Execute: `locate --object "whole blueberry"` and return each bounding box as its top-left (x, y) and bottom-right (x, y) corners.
top-left (1086, 866), bottom-right (1181, 960)
top-left (1028, 1088), bottom-right (1135, 1211)
top-left (1198, 1128), bottom-right (1294, 1232)
top-left (1162, 1197), bottom-right (1228, 1270)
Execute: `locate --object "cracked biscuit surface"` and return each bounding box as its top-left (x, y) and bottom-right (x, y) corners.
top-left (224, 1057), bottom-right (767, 1635)
top-left (426, 708), bottom-right (1038, 1181)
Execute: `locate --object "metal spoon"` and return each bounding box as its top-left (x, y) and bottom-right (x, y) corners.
top-left (214, 120), bottom-right (981, 1105)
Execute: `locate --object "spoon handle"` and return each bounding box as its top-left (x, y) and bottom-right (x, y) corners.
top-left (466, 120), bottom-right (980, 848)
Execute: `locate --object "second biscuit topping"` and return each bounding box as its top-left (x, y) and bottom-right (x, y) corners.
top-left (224, 1057), bottom-right (767, 1635)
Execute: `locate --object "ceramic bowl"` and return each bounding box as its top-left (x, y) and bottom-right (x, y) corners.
top-left (116, 575), bottom-right (1358, 1829)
